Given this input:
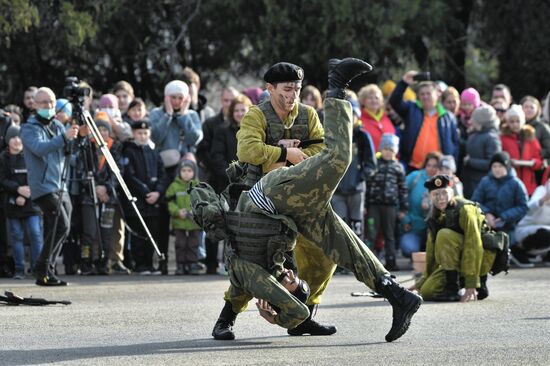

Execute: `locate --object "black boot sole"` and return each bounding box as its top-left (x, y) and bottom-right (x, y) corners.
top-left (385, 294), bottom-right (422, 342)
top-left (212, 330), bottom-right (235, 341)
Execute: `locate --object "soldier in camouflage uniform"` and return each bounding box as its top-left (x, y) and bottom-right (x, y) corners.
top-left (219, 61), bottom-right (337, 338)
top-left (212, 58), bottom-right (423, 343)
top-left (414, 175), bottom-right (498, 302)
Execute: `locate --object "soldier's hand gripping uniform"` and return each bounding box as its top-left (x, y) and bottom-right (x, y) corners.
top-left (211, 58), bottom-right (423, 343)
top-left (224, 61), bottom-right (337, 337)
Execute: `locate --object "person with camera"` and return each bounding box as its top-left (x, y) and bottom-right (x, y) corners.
top-left (389, 70), bottom-right (459, 172)
top-left (20, 87), bottom-right (81, 286)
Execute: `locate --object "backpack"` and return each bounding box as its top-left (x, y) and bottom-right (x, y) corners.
top-left (189, 182), bottom-right (229, 241)
top-left (481, 225), bottom-right (510, 275)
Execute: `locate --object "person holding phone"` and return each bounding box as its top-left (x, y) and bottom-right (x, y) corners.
top-left (389, 70), bottom-right (459, 172)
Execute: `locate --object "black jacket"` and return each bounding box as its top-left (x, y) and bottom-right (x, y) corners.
top-left (210, 120), bottom-right (239, 193)
top-left (196, 110), bottom-right (224, 172)
top-left (366, 157), bottom-right (408, 209)
top-left (0, 150), bottom-right (42, 218)
top-left (122, 140), bottom-right (168, 217)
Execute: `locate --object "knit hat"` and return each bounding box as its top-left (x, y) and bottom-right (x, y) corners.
top-left (242, 87), bottom-right (263, 105)
top-left (505, 104), bottom-right (526, 127)
top-left (439, 155), bottom-right (457, 173)
top-left (490, 151), bottom-right (511, 169)
top-left (94, 111), bottom-right (110, 123)
top-left (179, 159), bottom-right (197, 179)
top-left (460, 87), bottom-right (481, 107)
top-left (164, 80), bottom-right (189, 97)
top-left (4, 124), bottom-right (20, 145)
top-left (55, 99), bottom-right (73, 118)
top-left (95, 119), bottom-right (112, 135)
top-left (99, 94), bottom-right (119, 109)
top-left (179, 159), bottom-right (196, 170)
top-left (379, 133), bottom-right (400, 152)
top-left (471, 105), bottom-right (500, 129)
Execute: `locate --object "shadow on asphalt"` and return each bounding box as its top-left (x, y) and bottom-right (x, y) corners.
top-left (2, 337), bottom-right (387, 365)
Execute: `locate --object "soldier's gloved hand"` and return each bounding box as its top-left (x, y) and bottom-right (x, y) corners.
top-left (256, 299), bottom-right (277, 324)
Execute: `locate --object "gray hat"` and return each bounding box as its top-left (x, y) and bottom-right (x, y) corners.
top-left (4, 124), bottom-right (20, 145)
top-left (471, 105), bottom-right (500, 129)
top-left (439, 155), bottom-right (457, 173)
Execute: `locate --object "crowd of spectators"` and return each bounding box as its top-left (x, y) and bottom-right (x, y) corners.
top-left (1, 66), bottom-right (550, 280)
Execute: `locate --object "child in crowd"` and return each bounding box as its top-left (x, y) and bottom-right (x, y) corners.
top-left (0, 125), bottom-right (44, 278)
top-left (472, 152), bottom-right (529, 266)
top-left (166, 159), bottom-right (205, 275)
top-left (366, 133), bottom-right (408, 270)
top-left (439, 155), bottom-right (463, 197)
top-left (122, 119), bottom-right (168, 275)
top-left (124, 98), bottom-right (148, 124)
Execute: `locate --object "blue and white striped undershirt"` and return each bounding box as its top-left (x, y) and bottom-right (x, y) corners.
top-left (248, 180), bottom-right (277, 214)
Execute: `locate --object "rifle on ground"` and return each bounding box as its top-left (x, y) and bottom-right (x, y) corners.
top-left (0, 291), bottom-right (71, 306)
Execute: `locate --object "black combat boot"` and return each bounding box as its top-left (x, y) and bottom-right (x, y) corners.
top-left (432, 270), bottom-right (461, 302)
top-left (375, 274), bottom-right (422, 342)
top-left (326, 58), bottom-right (373, 99)
top-left (477, 275), bottom-right (489, 300)
top-left (212, 301), bottom-right (237, 340)
top-left (159, 259), bottom-right (169, 275)
top-left (287, 304), bottom-right (337, 336)
top-left (35, 263), bottom-right (68, 286)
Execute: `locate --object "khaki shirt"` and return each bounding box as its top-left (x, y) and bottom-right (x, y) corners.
top-left (236, 102), bottom-right (325, 173)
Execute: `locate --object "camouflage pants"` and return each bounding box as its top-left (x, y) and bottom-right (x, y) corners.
top-left (419, 229), bottom-right (497, 299)
top-left (224, 98), bottom-right (386, 314)
top-left (259, 98), bottom-right (387, 288)
top-left (227, 256), bottom-right (309, 329)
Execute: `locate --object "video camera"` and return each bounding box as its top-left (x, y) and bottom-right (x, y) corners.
top-left (63, 76), bottom-right (90, 105)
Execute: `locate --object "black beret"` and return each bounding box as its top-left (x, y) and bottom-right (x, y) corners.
top-left (424, 174), bottom-right (453, 191)
top-left (131, 119), bottom-right (150, 130)
top-left (264, 62), bottom-right (304, 84)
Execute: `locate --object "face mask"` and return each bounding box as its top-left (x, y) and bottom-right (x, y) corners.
top-left (101, 108), bottom-right (121, 120)
top-left (37, 108), bottom-right (56, 120)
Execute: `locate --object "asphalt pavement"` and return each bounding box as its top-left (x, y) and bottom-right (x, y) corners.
top-left (1, 266), bottom-right (549, 365)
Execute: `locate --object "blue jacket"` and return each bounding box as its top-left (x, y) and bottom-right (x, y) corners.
top-left (401, 169), bottom-right (430, 234)
top-left (471, 171), bottom-right (528, 231)
top-left (20, 116), bottom-right (69, 200)
top-left (389, 80), bottom-right (459, 165)
top-left (149, 107), bottom-right (203, 154)
top-left (335, 126), bottom-right (377, 195)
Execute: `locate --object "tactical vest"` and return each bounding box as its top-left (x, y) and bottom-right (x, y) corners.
top-left (189, 182), bottom-right (296, 274)
top-left (426, 197), bottom-right (510, 275)
top-left (427, 198), bottom-right (481, 238)
top-left (225, 210), bottom-right (296, 273)
top-left (244, 101), bottom-right (310, 186)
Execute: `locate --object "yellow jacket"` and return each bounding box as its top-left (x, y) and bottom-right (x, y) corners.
top-left (236, 102), bottom-right (325, 172)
